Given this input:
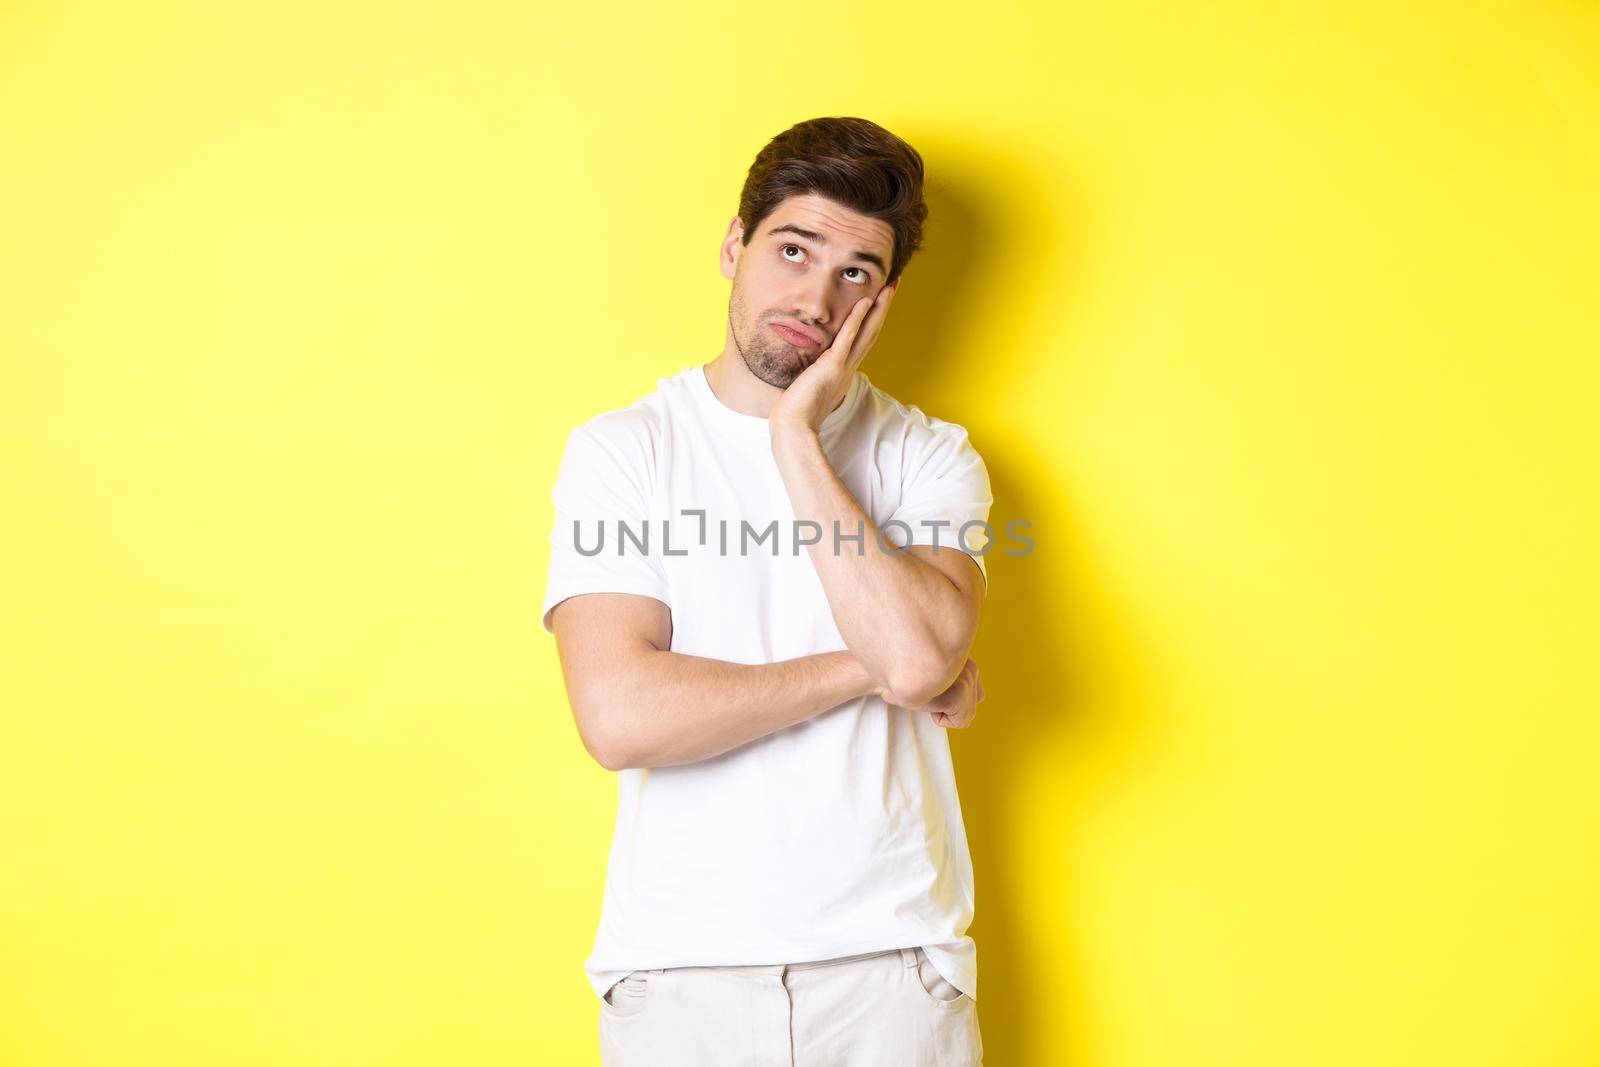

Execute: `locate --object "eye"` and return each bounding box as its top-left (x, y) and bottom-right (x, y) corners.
top-left (779, 244), bottom-right (870, 285)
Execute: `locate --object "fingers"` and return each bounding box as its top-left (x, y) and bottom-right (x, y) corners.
top-left (928, 686), bottom-right (979, 729)
top-left (827, 295), bottom-right (873, 362)
top-left (850, 285), bottom-right (895, 368)
top-left (936, 704), bottom-right (973, 729)
top-left (922, 654), bottom-right (983, 729)
top-left (831, 286), bottom-right (893, 371)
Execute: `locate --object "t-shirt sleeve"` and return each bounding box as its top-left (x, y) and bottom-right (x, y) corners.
top-left (539, 422), bottom-right (670, 634)
top-left (884, 421), bottom-right (994, 589)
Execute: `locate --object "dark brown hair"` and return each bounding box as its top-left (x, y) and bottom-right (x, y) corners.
top-left (736, 116), bottom-right (928, 286)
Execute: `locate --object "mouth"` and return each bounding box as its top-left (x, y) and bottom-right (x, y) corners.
top-left (769, 321), bottom-right (823, 348)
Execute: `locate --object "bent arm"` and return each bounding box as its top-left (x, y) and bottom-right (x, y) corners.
top-left (550, 591), bottom-right (880, 770)
top-left (770, 425), bottom-right (983, 707)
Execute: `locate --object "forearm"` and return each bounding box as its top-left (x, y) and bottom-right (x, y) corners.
top-left (771, 425), bottom-right (972, 702)
top-left (604, 648), bottom-right (880, 769)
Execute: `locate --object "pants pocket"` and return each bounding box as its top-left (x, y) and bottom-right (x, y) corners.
top-left (910, 947), bottom-right (968, 1005)
top-left (600, 971), bottom-right (652, 1018)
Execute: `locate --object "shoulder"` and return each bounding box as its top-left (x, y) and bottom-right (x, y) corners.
top-left (855, 375), bottom-right (985, 468)
top-left (560, 371), bottom-right (684, 469)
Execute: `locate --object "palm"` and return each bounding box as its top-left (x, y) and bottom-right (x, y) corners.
top-left (770, 283), bottom-right (897, 432)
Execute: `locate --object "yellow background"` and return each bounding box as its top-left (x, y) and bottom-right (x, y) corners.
top-left (3, 1), bottom-right (1597, 1064)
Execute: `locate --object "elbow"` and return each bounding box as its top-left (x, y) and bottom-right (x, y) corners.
top-left (570, 687), bottom-right (638, 772)
top-left (879, 607), bottom-right (979, 708)
top-left (882, 649), bottom-right (962, 709)
top-left (584, 721), bottom-right (638, 772)
top-left (592, 742), bottom-right (633, 773)
top-left (885, 675), bottom-right (942, 709)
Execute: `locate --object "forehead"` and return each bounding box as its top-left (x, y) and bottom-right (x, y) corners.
top-left (760, 192), bottom-right (894, 262)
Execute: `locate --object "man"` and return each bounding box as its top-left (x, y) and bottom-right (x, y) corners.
top-left (540, 115), bottom-right (990, 1065)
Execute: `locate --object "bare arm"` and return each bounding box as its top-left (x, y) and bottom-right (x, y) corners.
top-left (550, 591), bottom-right (881, 770)
top-left (770, 424), bottom-right (984, 708)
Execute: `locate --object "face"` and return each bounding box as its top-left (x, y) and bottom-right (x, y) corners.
top-left (722, 192), bottom-right (896, 389)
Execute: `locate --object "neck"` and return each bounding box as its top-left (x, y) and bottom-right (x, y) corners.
top-left (703, 329), bottom-right (851, 422)
top-left (703, 349), bottom-right (786, 419)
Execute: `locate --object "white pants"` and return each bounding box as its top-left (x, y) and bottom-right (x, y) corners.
top-left (599, 945), bottom-right (982, 1066)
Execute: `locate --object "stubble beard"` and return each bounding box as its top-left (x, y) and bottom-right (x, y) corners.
top-left (729, 286), bottom-right (809, 390)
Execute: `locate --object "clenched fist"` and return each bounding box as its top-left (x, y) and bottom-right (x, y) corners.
top-left (907, 657), bottom-right (985, 729)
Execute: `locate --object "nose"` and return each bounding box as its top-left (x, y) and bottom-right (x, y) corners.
top-left (789, 276), bottom-right (835, 332)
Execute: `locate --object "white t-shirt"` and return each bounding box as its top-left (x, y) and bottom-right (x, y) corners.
top-left (540, 362), bottom-right (993, 1003)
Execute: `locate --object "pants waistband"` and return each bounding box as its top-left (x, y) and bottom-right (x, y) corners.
top-left (645, 946), bottom-right (920, 976)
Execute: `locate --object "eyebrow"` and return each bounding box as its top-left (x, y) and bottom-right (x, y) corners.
top-left (765, 223), bottom-right (888, 276)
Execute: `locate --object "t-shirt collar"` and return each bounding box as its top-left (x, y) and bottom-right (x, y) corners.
top-left (689, 363), bottom-right (865, 441)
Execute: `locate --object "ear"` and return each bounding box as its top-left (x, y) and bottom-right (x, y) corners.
top-left (720, 217), bottom-right (744, 281)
